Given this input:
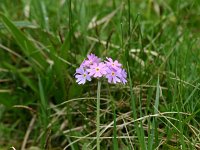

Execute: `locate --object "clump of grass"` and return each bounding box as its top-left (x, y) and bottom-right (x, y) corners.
top-left (0, 0), bottom-right (200, 149)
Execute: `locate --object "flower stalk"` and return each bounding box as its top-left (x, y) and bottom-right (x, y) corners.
top-left (96, 80), bottom-right (101, 150)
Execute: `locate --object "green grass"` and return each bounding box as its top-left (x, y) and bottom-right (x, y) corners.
top-left (0, 0), bottom-right (200, 149)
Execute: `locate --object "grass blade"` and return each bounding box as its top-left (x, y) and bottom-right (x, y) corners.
top-left (1, 14), bottom-right (48, 71)
top-left (38, 75), bottom-right (49, 148)
top-left (127, 63), bottom-right (146, 150)
top-left (149, 76), bottom-right (160, 149)
top-left (112, 97), bottom-right (119, 150)
top-left (0, 21), bottom-right (37, 29)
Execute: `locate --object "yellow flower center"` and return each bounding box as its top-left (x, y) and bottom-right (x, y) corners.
top-left (111, 72), bottom-right (115, 76)
top-left (96, 68), bottom-right (100, 72)
top-left (83, 73), bottom-right (86, 77)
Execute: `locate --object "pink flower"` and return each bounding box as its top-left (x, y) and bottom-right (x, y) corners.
top-left (105, 57), bottom-right (122, 70)
top-left (119, 69), bottom-right (127, 84)
top-left (87, 62), bottom-right (107, 78)
top-left (75, 67), bottom-right (91, 84)
top-left (81, 53), bottom-right (101, 68)
top-left (105, 68), bottom-right (121, 84)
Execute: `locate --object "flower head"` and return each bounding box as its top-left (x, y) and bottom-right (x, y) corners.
top-left (75, 67), bottom-right (91, 84)
top-left (75, 53), bottom-right (127, 85)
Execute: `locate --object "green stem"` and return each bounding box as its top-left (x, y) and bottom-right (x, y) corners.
top-left (97, 80), bottom-right (101, 150)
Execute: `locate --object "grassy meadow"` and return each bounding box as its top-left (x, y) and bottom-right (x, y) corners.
top-left (0, 0), bottom-right (200, 149)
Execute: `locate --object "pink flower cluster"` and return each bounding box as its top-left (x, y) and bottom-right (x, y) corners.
top-left (75, 53), bottom-right (127, 85)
